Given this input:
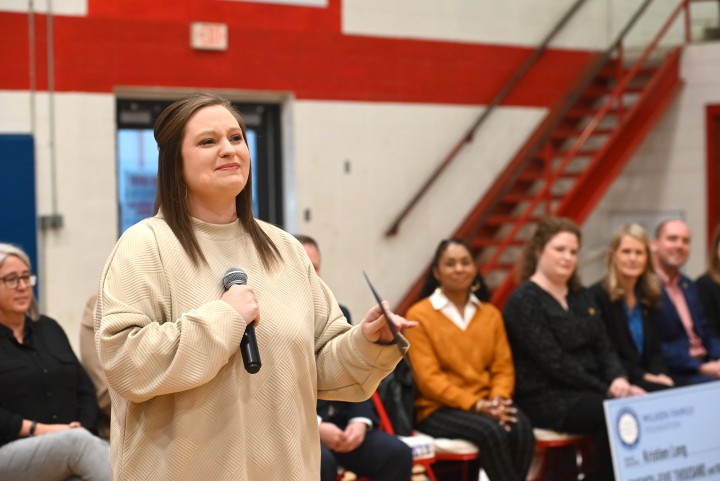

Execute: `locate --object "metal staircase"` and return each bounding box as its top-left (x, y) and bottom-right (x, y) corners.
top-left (475, 47), bottom-right (681, 307)
top-left (392, 0), bottom-right (692, 314)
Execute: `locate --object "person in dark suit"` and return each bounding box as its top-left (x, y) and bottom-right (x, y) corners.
top-left (696, 223), bottom-right (720, 336)
top-left (295, 235), bottom-right (412, 481)
top-left (651, 219), bottom-right (720, 383)
top-left (317, 360), bottom-right (412, 481)
top-left (589, 224), bottom-right (675, 391)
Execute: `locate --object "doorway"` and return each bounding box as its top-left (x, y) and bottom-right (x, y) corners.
top-left (706, 104), bottom-right (720, 245)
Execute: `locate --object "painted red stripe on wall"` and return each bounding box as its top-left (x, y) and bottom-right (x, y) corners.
top-left (0, 10), bottom-right (594, 107)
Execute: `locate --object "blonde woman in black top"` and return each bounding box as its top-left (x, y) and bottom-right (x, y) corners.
top-left (589, 223), bottom-right (674, 392)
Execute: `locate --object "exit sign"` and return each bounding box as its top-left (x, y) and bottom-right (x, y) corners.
top-left (190, 22), bottom-right (228, 51)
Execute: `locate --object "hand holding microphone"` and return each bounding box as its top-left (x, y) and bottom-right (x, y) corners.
top-left (222, 267), bottom-right (261, 374)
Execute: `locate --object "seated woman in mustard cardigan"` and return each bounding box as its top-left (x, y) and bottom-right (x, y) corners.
top-left (405, 238), bottom-right (534, 481)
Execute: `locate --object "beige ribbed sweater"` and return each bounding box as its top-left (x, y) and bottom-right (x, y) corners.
top-left (96, 216), bottom-right (403, 481)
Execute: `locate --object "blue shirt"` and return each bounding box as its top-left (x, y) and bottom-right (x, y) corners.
top-left (623, 301), bottom-right (645, 355)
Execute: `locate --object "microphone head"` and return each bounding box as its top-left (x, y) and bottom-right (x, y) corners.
top-left (223, 267), bottom-right (247, 290)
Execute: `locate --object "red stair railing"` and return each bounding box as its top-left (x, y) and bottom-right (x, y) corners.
top-left (394, 0), bottom-right (697, 314)
top-left (486, 1), bottom-right (690, 306)
top-left (384, 0), bottom-right (592, 237)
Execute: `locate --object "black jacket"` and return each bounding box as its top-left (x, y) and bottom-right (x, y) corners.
top-left (588, 281), bottom-right (669, 384)
top-left (503, 281), bottom-right (625, 431)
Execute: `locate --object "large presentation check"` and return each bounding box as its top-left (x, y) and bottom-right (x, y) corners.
top-left (604, 381), bottom-right (720, 481)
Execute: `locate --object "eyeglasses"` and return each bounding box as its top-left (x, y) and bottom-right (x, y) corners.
top-left (0, 274), bottom-right (37, 289)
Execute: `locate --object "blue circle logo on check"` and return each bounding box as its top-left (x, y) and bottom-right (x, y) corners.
top-left (616, 408), bottom-right (640, 449)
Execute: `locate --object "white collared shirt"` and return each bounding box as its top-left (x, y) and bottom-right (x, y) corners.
top-left (429, 287), bottom-right (481, 331)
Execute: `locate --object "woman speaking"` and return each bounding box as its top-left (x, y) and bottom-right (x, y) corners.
top-left (96, 93), bottom-right (413, 481)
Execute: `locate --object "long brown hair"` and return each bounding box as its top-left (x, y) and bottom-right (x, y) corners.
top-left (708, 223), bottom-right (720, 283)
top-left (154, 92), bottom-right (280, 269)
top-left (604, 223), bottom-right (661, 306)
top-left (518, 217), bottom-right (582, 291)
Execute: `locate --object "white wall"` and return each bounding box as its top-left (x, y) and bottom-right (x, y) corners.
top-left (292, 101), bottom-right (544, 318)
top-left (1, 7), bottom-right (718, 352)
top-left (579, 42), bottom-right (720, 286)
top-left (343, 0), bottom-right (610, 49)
top-left (0, 92), bottom-right (118, 352)
top-left (0, 90), bottom-right (542, 347)
top-left (0, 0), bottom-right (87, 15)
top-left (3, 0), bottom-right (713, 48)
top-left (343, 0), bottom-right (717, 50)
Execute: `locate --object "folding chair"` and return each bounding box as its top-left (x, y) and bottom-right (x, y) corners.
top-left (371, 392), bottom-right (439, 481)
top-left (372, 391), bottom-right (485, 481)
top-left (431, 438), bottom-right (481, 481)
top-left (527, 429), bottom-right (593, 481)
top-left (377, 357), bottom-right (483, 481)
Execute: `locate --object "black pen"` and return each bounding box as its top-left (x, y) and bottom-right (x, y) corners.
top-left (362, 271), bottom-right (400, 344)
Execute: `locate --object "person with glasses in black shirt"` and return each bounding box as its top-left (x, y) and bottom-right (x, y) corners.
top-left (0, 243), bottom-right (110, 481)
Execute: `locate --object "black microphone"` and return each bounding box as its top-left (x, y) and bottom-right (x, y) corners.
top-left (223, 267), bottom-right (261, 374)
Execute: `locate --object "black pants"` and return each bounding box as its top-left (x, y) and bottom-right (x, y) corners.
top-left (320, 429), bottom-right (413, 481)
top-left (418, 405), bottom-right (535, 481)
top-left (561, 392), bottom-right (614, 481)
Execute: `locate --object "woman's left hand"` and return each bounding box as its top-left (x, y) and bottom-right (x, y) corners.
top-left (360, 301), bottom-right (417, 344)
top-left (644, 372), bottom-right (674, 387)
top-left (340, 422), bottom-right (368, 452)
top-left (476, 397), bottom-right (517, 431)
top-left (608, 377), bottom-right (632, 398)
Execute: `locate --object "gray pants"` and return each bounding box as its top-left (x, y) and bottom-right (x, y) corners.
top-left (0, 428), bottom-right (111, 481)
